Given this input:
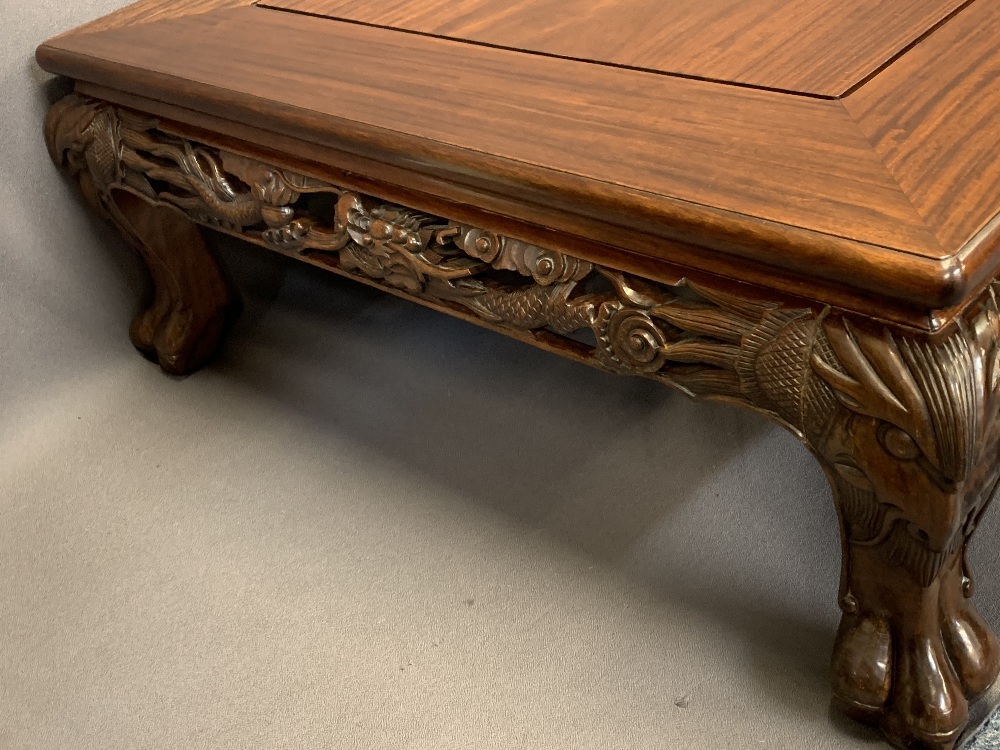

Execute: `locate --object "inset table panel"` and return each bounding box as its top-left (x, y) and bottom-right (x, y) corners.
top-left (262, 0), bottom-right (968, 94)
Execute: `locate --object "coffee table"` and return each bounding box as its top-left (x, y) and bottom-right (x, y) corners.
top-left (36, 1), bottom-right (1000, 747)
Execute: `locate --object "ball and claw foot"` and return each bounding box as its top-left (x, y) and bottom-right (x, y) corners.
top-left (831, 549), bottom-right (1000, 749)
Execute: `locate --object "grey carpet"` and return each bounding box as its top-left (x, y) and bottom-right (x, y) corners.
top-left (968, 714), bottom-right (1000, 750)
top-left (4, 2), bottom-right (1000, 749)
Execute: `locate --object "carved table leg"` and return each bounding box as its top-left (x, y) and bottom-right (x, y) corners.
top-left (107, 191), bottom-right (233, 374)
top-left (45, 94), bottom-right (236, 375)
top-left (666, 293), bottom-right (1000, 748)
top-left (814, 315), bottom-right (1000, 748)
top-left (42, 93), bottom-right (1000, 748)
top-left (832, 538), bottom-right (999, 748)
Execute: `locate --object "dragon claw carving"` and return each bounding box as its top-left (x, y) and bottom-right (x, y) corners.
top-left (834, 547), bottom-right (1000, 748)
top-left (46, 93), bottom-right (1000, 748)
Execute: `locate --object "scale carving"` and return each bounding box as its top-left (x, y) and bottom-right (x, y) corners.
top-left (46, 93), bottom-right (1000, 750)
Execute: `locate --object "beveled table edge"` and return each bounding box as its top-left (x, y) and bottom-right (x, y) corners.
top-left (35, 0), bottom-right (1000, 332)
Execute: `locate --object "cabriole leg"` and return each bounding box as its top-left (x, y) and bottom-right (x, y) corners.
top-left (813, 313), bottom-right (1000, 748)
top-left (45, 94), bottom-right (235, 375)
top-left (666, 293), bottom-right (1000, 748)
top-left (106, 190), bottom-right (234, 374)
top-left (831, 490), bottom-right (999, 748)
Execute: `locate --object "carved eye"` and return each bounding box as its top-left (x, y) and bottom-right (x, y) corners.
top-left (880, 425), bottom-right (921, 460)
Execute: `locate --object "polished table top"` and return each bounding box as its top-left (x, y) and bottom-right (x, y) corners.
top-left (36, 0), bottom-right (1000, 328)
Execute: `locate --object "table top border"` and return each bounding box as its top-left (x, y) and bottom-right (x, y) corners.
top-left (34, 0), bottom-right (1000, 326)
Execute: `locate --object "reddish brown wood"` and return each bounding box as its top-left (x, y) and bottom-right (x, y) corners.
top-left (264, 0), bottom-right (967, 95)
top-left (36, 5), bottom-right (936, 259)
top-left (74, 81), bottom-right (951, 331)
top-left (36, 3), bottom-right (1000, 747)
top-left (45, 95), bottom-right (237, 374)
top-left (112, 192), bottom-right (237, 374)
top-left (843, 0), bottom-right (1000, 254)
top-left (37, 4), bottom-right (986, 321)
top-left (57, 0), bottom-right (251, 36)
top-left (33, 0), bottom-right (1000, 322)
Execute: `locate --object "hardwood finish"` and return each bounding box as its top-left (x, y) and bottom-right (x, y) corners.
top-left (37, 2), bottom-right (1000, 747)
top-left (842, 0), bottom-right (1000, 253)
top-left (57, 0), bottom-right (251, 36)
top-left (36, 5), bottom-right (936, 257)
top-left (36, 4), bottom-right (991, 321)
top-left (74, 81), bottom-right (952, 331)
top-left (264, 0), bottom-right (968, 95)
top-left (45, 95), bottom-right (237, 374)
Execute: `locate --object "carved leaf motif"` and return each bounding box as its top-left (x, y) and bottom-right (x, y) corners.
top-left (663, 340), bottom-right (742, 369)
top-left (814, 320), bottom-right (938, 470)
top-left (44, 95), bottom-right (103, 170)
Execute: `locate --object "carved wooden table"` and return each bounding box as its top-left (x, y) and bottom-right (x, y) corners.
top-left (37, 1), bottom-right (1000, 747)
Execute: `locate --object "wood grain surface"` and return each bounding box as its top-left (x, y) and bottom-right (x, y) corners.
top-left (38, 8), bottom-right (1000, 749)
top-left (34, 0), bottom-right (1000, 326)
top-left (41, 7), bottom-right (940, 254)
top-left (264, 0), bottom-right (969, 95)
top-left (75, 81), bottom-right (960, 333)
top-left (59, 0), bottom-right (251, 36)
top-left (843, 0), bottom-right (1000, 254)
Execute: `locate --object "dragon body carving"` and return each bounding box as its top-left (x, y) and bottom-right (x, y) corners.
top-left (46, 94), bottom-right (1000, 749)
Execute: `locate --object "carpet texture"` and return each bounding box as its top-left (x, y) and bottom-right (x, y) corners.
top-left (3, 2), bottom-right (1000, 749)
top-left (969, 714), bottom-right (1000, 749)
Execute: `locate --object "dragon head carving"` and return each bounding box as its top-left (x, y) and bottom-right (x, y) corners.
top-left (806, 293), bottom-right (1000, 584)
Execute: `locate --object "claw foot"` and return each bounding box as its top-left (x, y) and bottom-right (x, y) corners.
top-left (833, 551), bottom-right (999, 749)
top-left (130, 294), bottom-right (233, 375)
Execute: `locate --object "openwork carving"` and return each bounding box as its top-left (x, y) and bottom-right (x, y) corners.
top-left (46, 94), bottom-right (1000, 749)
